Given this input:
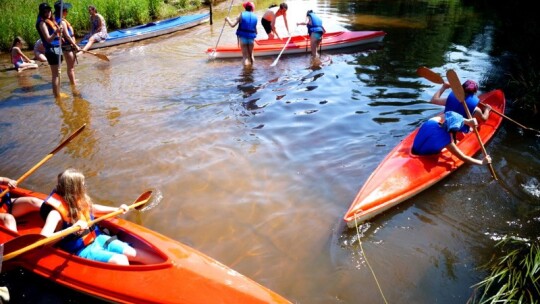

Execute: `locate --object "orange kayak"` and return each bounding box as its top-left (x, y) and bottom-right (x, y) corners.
top-left (206, 31), bottom-right (386, 58)
top-left (344, 90), bottom-right (505, 228)
top-left (0, 186), bottom-right (291, 304)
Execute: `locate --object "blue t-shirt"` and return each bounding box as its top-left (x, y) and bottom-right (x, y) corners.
top-left (445, 92), bottom-right (479, 132)
top-left (412, 118), bottom-right (452, 155)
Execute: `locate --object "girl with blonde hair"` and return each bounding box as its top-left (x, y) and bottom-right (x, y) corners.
top-left (40, 168), bottom-right (136, 265)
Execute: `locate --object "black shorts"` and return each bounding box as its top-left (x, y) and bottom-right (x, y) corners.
top-left (45, 47), bottom-right (63, 65)
top-left (261, 18), bottom-right (272, 34)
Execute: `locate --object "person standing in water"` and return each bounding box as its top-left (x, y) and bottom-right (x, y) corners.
top-left (225, 1), bottom-right (258, 66)
top-left (297, 10), bottom-right (326, 59)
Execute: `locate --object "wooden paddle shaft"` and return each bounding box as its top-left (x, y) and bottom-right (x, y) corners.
top-left (446, 70), bottom-right (498, 180)
top-left (0, 124), bottom-right (86, 199)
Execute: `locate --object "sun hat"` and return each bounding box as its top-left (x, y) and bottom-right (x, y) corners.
top-left (443, 111), bottom-right (465, 132)
top-left (462, 79), bottom-right (478, 95)
top-left (39, 3), bottom-right (52, 13)
top-left (54, 1), bottom-right (72, 11)
top-left (243, 1), bottom-right (255, 10)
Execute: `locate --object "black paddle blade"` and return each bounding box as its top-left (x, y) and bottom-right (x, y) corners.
top-left (2, 234), bottom-right (46, 256)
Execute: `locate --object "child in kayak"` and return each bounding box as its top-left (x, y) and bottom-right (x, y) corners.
top-left (261, 3), bottom-right (289, 39)
top-left (40, 169), bottom-right (136, 265)
top-left (225, 1), bottom-right (258, 66)
top-left (430, 79), bottom-right (492, 132)
top-left (412, 111), bottom-right (492, 166)
top-left (10, 37), bottom-right (39, 72)
top-left (0, 177), bottom-right (43, 232)
top-left (297, 10), bottom-right (326, 58)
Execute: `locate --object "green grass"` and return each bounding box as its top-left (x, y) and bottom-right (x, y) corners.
top-left (469, 238), bottom-right (540, 304)
top-left (0, 0), bottom-right (203, 52)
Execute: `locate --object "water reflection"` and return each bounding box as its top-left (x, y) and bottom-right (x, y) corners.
top-left (55, 95), bottom-right (95, 159)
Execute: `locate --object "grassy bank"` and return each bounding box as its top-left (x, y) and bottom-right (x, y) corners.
top-left (0, 0), bottom-right (204, 53)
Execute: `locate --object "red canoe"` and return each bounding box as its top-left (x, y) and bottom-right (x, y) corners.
top-left (0, 187), bottom-right (291, 304)
top-left (344, 90), bottom-right (506, 228)
top-left (206, 31), bottom-right (386, 58)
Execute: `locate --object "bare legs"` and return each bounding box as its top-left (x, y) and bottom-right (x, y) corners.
top-left (310, 35), bottom-right (322, 58)
top-left (240, 43), bottom-right (255, 66)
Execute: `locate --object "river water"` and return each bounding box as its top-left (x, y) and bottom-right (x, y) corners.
top-left (1, 0), bottom-right (539, 303)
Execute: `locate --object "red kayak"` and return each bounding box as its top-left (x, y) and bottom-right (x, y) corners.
top-left (344, 90), bottom-right (505, 228)
top-left (0, 187), bottom-right (291, 304)
top-left (206, 31), bottom-right (386, 58)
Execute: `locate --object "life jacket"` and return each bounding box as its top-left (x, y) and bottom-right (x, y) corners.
top-left (36, 17), bottom-right (60, 48)
top-left (307, 12), bottom-right (324, 35)
top-left (412, 117), bottom-right (452, 155)
top-left (44, 192), bottom-right (97, 254)
top-left (54, 17), bottom-right (74, 38)
top-left (236, 11), bottom-right (257, 39)
top-left (0, 191), bottom-right (12, 214)
top-left (445, 92), bottom-right (479, 132)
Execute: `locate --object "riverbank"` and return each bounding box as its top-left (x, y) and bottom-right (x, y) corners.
top-left (0, 0), bottom-right (206, 53)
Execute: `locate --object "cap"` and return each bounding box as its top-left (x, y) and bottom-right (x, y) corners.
top-left (444, 111), bottom-right (465, 132)
top-left (242, 1), bottom-right (255, 10)
top-left (54, 1), bottom-right (72, 11)
top-left (462, 79), bottom-right (478, 95)
top-left (39, 3), bottom-right (52, 12)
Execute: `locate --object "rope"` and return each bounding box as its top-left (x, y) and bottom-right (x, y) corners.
top-left (354, 215), bottom-right (389, 304)
top-left (209, 0), bottom-right (235, 57)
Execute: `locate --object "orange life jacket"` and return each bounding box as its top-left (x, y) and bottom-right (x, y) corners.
top-left (45, 193), bottom-right (97, 249)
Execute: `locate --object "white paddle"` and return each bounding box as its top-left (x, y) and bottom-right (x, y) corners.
top-left (209, 0), bottom-right (235, 58)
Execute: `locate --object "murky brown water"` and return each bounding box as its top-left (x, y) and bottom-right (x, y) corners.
top-left (1, 0), bottom-right (539, 303)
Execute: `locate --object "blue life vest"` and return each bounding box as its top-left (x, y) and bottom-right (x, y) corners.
top-left (412, 118), bottom-right (452, 155)
top-left (236, 11), bottom-right (257, 39)
top-left (307, 12), bottom-right (324, 35)
top-left (445, 92), bottom-right (479, 132)
top-left (0, 191), bottom-right (12, 214)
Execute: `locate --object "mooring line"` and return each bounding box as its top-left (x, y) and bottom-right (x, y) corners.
top-left (354, 215), bottom-right (388, 304)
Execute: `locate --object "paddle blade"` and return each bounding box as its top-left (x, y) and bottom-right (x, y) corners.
top-left (49, 124), bottom-right (86, 154)
top-left (3, 234), bottom-right (46, 257)
top-left (417, 67), bottom-right (444, 84)
top-left (446, 70), bottom-right (465, 103)
top-left (132, 190), bottom-right (153, 211)
top-left (95, 53), bottom-right (109, 62)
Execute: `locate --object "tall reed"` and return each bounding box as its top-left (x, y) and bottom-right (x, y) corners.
top-left (469, 238), bottom-right (540, 304)
top-left (0, 0), bottom-right (203, 52)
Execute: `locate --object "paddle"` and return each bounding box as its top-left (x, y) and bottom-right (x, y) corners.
top-left (417, 66), bottom-right (540, 134)
top-left (0, 124), bottom-right (86, 199)
top-left (81, 50), bottom-right (109, 62)
top-left (209, 0), bottom-right (235, 58)
top-left (270, 35), bottom-right (293, 67)
top-left (446, 69), bottom-right (498, 180)
top-left (2, 190), bottom-right (152, 262)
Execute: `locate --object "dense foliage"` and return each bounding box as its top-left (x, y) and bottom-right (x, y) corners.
top-left (0, 0), bottom-right (203, 52)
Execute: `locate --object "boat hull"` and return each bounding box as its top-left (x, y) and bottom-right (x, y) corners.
top-left (344, 90), bottom-right (505, 228)
top-left (207, 31), bottom-right (386, 58)
top-left (0, 187), bottom-right (290, 304)
top-left (79, 13), bottom-right (210, 50)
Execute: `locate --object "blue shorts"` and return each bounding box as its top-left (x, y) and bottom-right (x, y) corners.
top-left (78, 234), bottom-right (131, 263)
top-left (311, 32), bottom-right (323, 40)
top-left (239, 37), bottom-right (255, 45)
